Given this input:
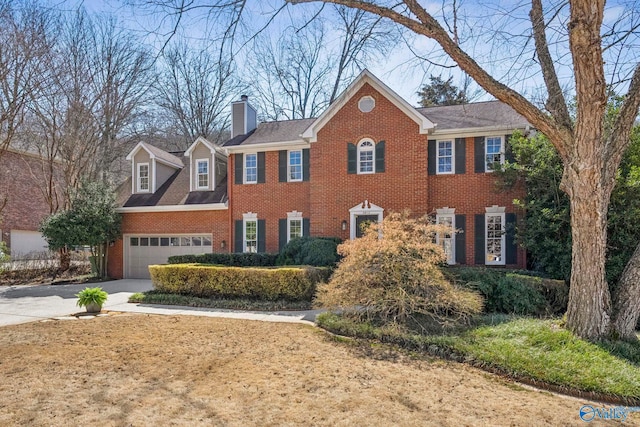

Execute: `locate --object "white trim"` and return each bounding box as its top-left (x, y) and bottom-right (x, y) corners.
top-left (436, 139), bottom-right (454, 175)
top-left (184, 136), bottom-right (225, 157)
top-left (224, 140), bottom-right (308, 154)
top-left (431, 126), bottom-right (525, 139)
top-left (349, 200), bottom-right (384, 240)
top-left (137, 162), bottom-right (150, 193)
top-left (288, 149), bottom-right (303, 182)
top-left (302, 69), bottom-right (435, 142)
top-left (126, 141), bottom-right (183, 169)
top-left (357, 139), bottom-right (375, 174)
top-left (196, 158), bottom-right (210, 190)
top-left (116, 203), bottom-right (228, 213)
top-left (358, 95), bottom-right (375, 113)
top-left (485, 206), bottom-right (506, 265)
top-left (151, 159), bottom-right (157, 193)
top-left (436, 208), bottom-right (456, 265)
top-left (244, 153), bottom-right (258, 184)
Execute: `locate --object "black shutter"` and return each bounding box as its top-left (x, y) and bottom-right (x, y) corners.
top-left (258, 219), bottom-right (266, 253)
top-left (279, 150), bottom-right (287, 182)
top-left (234, 220), bottom-right (243, 252)
top-left (234, 154), bottom-right (243, 184)
top-left (257, 152), bottom-right (265, 183)
top-left (347, 143), bottom-right (357, 174)
top-left (375, 140), bottom-right (385, 173)
top-left (303, 218), bottom-right (310, 236)
top-left (455, 214), bottom-right (466, 264)
top-left (474, 136), bottom-right (485, 173)
top-left (302, 148), bottom-right (310, 181)
top-left (455, 138), bottom-right (466, 174)
top-left (505, 213), bottom-right (518, 264)
top-left (474, 214), bottom-right (485, 265)
top-left (279, 219), bottom-right (287, 251)
top-left (505, 134), bottom-right (515, 163)
top-left (427, 139), bottom-right (436, 175)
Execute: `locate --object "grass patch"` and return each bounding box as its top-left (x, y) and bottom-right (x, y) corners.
top-left (129, 290), bottom-right (312, 311)
top-left (316, 313), bottom-right (640, 404)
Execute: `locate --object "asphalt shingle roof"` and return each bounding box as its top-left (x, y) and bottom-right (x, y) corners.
top-left (418, 101), bottom-right (529, 130)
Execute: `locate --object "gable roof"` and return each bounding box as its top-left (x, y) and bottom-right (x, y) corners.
top-left (418, 101), bottom-right (529, 133)
top-left (301, 69), bottom-right (435, 142)
top-left (184, 136), bottom-right (226, 157)
top-left (125, 141), bottom-right (184, 168)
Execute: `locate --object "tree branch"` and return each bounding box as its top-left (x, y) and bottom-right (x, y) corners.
top-left (529, 0), bottom-right (572, 132)
top-left (289, 0), bottom-right (572, 159)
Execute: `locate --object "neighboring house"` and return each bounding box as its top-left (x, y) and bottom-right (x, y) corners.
top-left (0, 148), bottom-right (61, 257)
top-left (109, 70), bottom-right (528, 279)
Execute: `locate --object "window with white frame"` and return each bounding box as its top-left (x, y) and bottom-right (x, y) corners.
top-left (357, 140), bottom-right (375, 174)
top-left (287, 211), bottom-right (303, 242)
top-left (288, 150), bottom-right (302, 181)
top-left (485, 136), bottom-right (504, 171)
top-left (244, 216), bottom-right (258, 253)
top-left (436, 209), bottom-right (455, 264)
top-left (196, 159), bottom-right (209, 189)
top-left (245, 153), bottom-right (257, 183)
top-left (437, 140), bottom-right (454, 174)
top-left (486, 207), bottom-right (506, 265)
top-left (137, 163), bottom-right (149, 192)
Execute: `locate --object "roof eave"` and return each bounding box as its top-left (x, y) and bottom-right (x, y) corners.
top-left (117, 202), bottom-right (228, 213)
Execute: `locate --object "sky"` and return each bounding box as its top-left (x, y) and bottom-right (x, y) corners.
top-left (64, 0), bottom-right (639, 108)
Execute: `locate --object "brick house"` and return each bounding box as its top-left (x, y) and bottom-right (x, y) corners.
top-left (0, 148), bottom-right (61, 256)
top-left (109, 70), bottom-right (527, 279)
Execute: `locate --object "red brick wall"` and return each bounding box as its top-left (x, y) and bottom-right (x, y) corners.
top-left (311, 83), bottom-right (429, 240)
top-left (0, 150), bottom-right (62, 248)
top-left (427, 137), bottom-right (526, 267)
top-left (107, 209), bottom-right (229, 278)
top-left (230, 152), bottom-right (311, 253)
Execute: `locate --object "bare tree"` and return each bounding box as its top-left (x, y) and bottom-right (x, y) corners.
top-left (156, 41), bottom-right (239, 147)
top-left (284, 0), bottom-right (640, 341)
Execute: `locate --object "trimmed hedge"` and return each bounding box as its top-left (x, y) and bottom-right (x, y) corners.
top-left (167, 252), bottom-right (278, 267)
top-left (149, 263), bottom-right (331, 301)
top-left (276, 237), bottom-right (341, 267)
top-left (445, 266), bottom-right (568, 316)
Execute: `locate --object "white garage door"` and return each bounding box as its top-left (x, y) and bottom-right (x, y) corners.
top-left (10, 230), bottom-right (49, 258)
top-left (125, 234), bottom-right (213, 279)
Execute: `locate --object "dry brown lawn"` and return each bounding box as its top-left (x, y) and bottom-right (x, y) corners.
top-left (0, 313), bottom-right (631, 426)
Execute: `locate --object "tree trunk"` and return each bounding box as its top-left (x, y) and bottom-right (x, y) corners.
top-left (612, 242), bottom-right (640, 341)
top-left (58, 247), bottom-right (70, 272)
top-left (564, 171), bottom-right (612, 339)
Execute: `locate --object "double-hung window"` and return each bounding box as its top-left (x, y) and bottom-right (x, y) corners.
top-left (137, 163), bottom-right (149, 192)
top-left (288, 218), bottom-right (302, 241)
top-left (289, 150), bottom-right (302, 181)
top-left (486, 211), bottom-right (505, 265)
top-left (437, 140), bottom-right (454, 174)
top-left (244, 219), bottom-right (257, 253)
top-left (196, 159), bottom-right (209, 189)
top-left (485, 136), bottom-right (504, 171)
top-left (245, 153), bottom-right (257, 184)
top-left (436, 213), bottom-right (455, 264)
top-left (358, 140), bottom-right (374, 174)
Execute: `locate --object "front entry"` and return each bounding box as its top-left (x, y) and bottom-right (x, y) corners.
top-left (355, 215), bottom-right (379, 237)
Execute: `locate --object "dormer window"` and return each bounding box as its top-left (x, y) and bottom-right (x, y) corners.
top-left (137, 163), bottom-right (149, 192)
top-left (196, 159), bottom-right (209, 189)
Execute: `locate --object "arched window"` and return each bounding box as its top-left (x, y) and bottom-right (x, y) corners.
top-left (357, 139), bottom-right (375, 174)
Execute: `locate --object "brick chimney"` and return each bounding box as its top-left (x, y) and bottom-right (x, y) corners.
top-left (231, 95), bottom-right (257, 138)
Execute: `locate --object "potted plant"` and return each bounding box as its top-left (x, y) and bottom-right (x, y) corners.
top-left (76, 287), bottom-right (108, 313)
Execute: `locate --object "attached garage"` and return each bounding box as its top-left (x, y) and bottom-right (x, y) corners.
top-left (124, 234), bottom-right (213, 279)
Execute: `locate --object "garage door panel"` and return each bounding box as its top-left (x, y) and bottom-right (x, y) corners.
top-left (125, 234), bottom-right (213, 279)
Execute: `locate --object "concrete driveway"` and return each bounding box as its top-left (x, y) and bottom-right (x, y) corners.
top-left (0, 279), bottom-right (153, 326)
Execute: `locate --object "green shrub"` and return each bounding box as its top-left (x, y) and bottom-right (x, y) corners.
top-left (316, 212), bottom-right (483, 328)
top-left (167, 252), bottom-right (278, 267)
top-left (277, 236), bottom-right (341, 267)
top-left (149, 263), bottom-right (331, 301)
top-left (445, 267), bottom-right (568, 316)
top-left (76, 286), bottom-right (108, 308)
